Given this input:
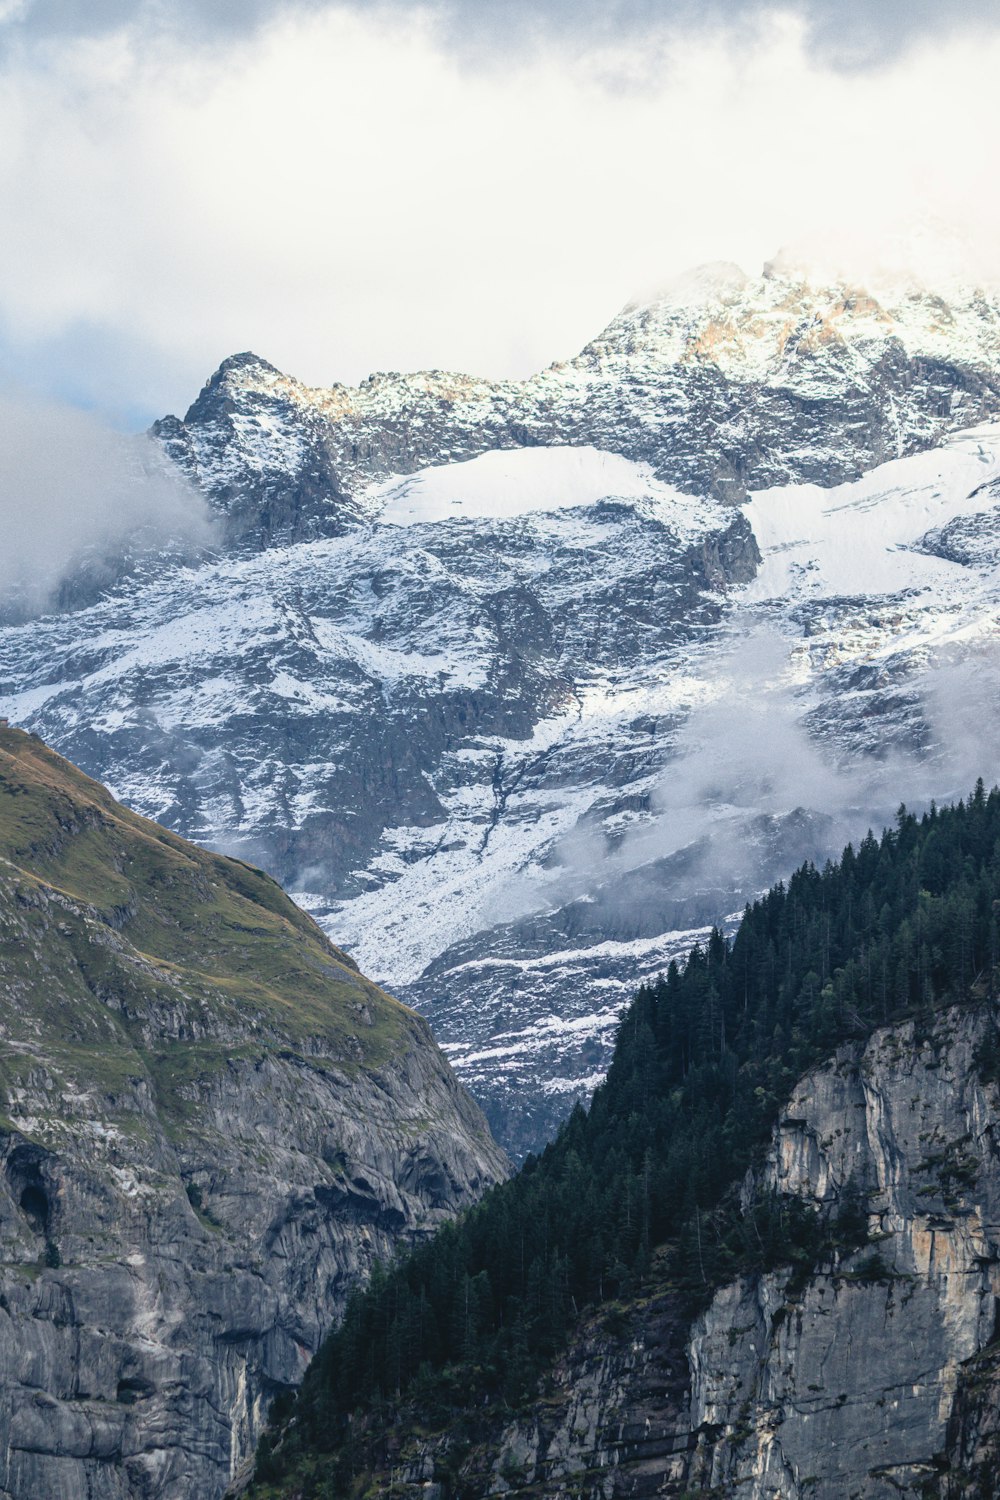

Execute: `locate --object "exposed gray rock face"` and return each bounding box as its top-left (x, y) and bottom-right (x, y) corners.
top-left (942, 1339), bottom-right (1000, 1493)
top-left (688, 1002), bottom-right (1000, 1498)
top-left (389, 1289), bottom-right (695, 1498)
top-left (0, 730), bottom-right (507, 1500)
top-left (0, 980), bottom-right (504, 1500)
top-left (381, 1001), bottom-right (1000, 1498)
top-left (0, 1051), bottom-right (501, 1500)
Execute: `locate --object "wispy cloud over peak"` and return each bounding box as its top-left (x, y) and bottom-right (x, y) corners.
top-left (0, 393), bottom-right (215, 617)
top-left (0, 3), bottom-right (997, 418)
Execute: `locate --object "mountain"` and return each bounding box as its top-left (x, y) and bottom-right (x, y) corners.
top-left (0, 726), bottom-right (506, 1500)
top-left (153, 261), bottom-right (1000, 538)
top-left (246, 789), bottom-right (1000, 1500)
top-left (3, 261), bottom-right (1000, 1157)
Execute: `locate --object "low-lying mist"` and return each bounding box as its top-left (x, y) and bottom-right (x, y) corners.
top-left (0, 393), bottom-right (215, 620)
top-left (513, 623), bottom-right (1000, 946)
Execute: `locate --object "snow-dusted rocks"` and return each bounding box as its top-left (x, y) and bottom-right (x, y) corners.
top-left (0, 449), bottom-right (758, 1154)
top-left (152, 262), bottom-right (1000, 550)
top-left (4, 260), bottom-right (1000, 1156)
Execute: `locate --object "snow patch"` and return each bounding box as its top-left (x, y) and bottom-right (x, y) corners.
top-left (746, 423), bottom-right (1000, 603)
top-left (370, 444), bottom-right (714, 537)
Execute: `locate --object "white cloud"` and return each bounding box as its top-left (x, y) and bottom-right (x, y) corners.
top-left (0, 393), bottom-right (214, 613)
top-left (0, 7), bottom-right (998, 420)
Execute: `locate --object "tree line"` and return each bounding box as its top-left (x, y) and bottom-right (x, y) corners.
top-left (254, 782), bottom-right (1000, 1495)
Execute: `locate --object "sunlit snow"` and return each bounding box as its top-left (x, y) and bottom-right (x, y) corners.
top-left (746, 424), bottom-right (1000, 601)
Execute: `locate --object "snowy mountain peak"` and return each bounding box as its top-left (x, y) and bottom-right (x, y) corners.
top-left (141, 254), bottom-right (1000, 551)
top-left (624, 259), bottom-right (751, 313)
top-left (586, 258), bottom-right (1000, 386)
top-left (5, 256), bottom-right (1000, 1155)
top-left (174, 350), bottom-right (300, 438)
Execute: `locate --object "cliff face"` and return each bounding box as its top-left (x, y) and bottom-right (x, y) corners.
top-left (0, 727), bottom-right (507, 1500)
top-left (375, 1000), bottom-right (1000, 1499)
top-left (689, 1002), bottom-right (1000, 1498)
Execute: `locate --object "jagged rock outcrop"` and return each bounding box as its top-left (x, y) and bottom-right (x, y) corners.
top-left (688, 1002), bottom-right (1000, 1498)
top-left (154, 263), bottom-right (1000, 545)
top-left (0, 726), bottom-right (507, 1500)
top-left (5, 264), bottom-right (1000, 1159)
top-left (367, 1000), bottom-right (1000, 1498)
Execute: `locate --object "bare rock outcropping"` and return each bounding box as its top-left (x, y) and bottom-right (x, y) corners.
top-left (689, 1003), bottom-right (1000, 1497)
top-left (0, 727), bottom-right (507, 1500)
top-left (385, 1001), bottom-right (1000, 1497)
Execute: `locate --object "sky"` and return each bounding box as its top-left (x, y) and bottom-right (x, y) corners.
top-left (0, 0), bottom-right (998, 426)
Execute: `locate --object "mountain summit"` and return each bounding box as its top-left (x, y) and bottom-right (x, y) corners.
top-left (153, 257), bottom-right (1000, 544)
top-left (3, 261), bottom-right (1000, 1156)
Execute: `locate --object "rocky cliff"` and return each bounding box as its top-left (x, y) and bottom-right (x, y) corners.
top-left (346, 999), bottom-right (1000, 1500)
top-left (0, 726), bottom-right (507, 1500)
top-left (688, 1001), bottom-right (1000, 1498)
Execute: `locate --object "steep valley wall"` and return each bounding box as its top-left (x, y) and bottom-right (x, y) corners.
top-left (377, 1002), bottom-right (1000, 1499)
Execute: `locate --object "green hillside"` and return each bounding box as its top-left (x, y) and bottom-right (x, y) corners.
top-left (0, 722), bottom-right (415, 1129)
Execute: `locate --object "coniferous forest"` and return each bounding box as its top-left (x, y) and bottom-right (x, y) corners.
top-left (252, 785), bottom-right (1000, 1495)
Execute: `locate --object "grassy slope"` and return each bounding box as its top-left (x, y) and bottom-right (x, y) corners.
top-left (0, 724), bottom-right (416, 1128)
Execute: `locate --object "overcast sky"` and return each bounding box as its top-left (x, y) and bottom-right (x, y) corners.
top-left (1, 0), bottom-right (998, 425)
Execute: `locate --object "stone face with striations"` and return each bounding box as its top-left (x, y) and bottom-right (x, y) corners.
top-left (363, 1001), bottom-right (1000, 1499)
top-left (0, 727), bottom-right (507, 1500)
top-left (687, 1003), bottom-right (1000, 1497)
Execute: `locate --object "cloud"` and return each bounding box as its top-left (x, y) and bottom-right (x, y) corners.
top-left (0, 0), bottom-right (315, 46)
top-left (0, 6), bottom-right (998, 422)
top-left (637, 627), bottom-right (853, 865)
top-left (517, 623), bottom-right (1000, 943)
top-left (920, 646), bottom-right (1000, 806)
top-left (425, 0), bottom-right (1000, 75)
top-left (0, 393), bottom-right (215, 617)
top-left (3, 0), bottom-right (999, 70)
top-left (622, 624), bottom-right (1000, 880)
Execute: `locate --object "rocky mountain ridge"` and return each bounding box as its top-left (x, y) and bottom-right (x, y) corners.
top-left (4, 262), bottom-right (1000, 1156)
top-left (0, 726), bottom-right (506, 1500)
top-left (155, 263), bottom-right (1000, 544)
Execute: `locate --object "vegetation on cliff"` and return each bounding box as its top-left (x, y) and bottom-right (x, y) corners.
top-left (0, 722), bottom-right (420, 1130)
top-left (252, 781), bottom-right (1000, 1496)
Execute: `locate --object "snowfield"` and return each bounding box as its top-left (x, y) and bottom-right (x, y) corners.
top-left (747, 424), bottom-right (1000, 602)
top-left (371, 444), bottom-right (719, 538)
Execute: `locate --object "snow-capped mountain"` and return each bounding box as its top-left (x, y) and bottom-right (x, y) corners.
top-left (154, 261), bottom-right (1000, 537)
top-left (4, 261), bottom-right (1000, 1155)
